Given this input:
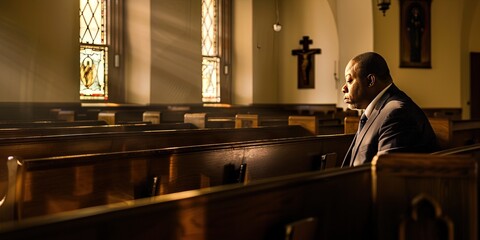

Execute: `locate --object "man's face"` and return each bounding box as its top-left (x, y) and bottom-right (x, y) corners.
top-left (342, 61), bottom-right (370, 110)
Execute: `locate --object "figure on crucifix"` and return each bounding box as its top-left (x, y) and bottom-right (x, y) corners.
top-left (292, 36), bottom-right (321, 88)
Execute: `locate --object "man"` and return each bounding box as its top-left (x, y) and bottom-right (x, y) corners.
top-left (341, 52), bottom-right (437, 167)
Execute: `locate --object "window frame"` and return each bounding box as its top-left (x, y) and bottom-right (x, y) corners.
top-left (202, 0), bottom-right (232, 104)
top-left (80, 0), bottom-right (124, 103)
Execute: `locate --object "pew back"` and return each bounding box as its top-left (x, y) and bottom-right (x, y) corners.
top-left (0, 123), bottom-right (196, 138)
top-left (0, 125), bottom-right (313, 161)
top-left (288, 115), bottom-right (343, 135)
top-left (0, 120), bottom-right (107, 129)
top-left (429, 118), bottom-right (480, 149)
top-left (5, 134), bottom-right (353, 220)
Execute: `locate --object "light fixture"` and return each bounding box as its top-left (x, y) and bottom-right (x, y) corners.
top-left (273, 0), bottom-right (282, 32)
top-left (377, 0), bottom-right (391, 16)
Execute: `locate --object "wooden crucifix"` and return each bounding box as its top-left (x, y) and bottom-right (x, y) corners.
top-left (291, 36), bottom-right (321, 89)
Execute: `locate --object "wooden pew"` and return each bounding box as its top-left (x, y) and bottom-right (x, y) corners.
top-left (0, 125), bottom-right (314, 161)
top-left (432, 143), bottom-right (480, 157)
top-left (98, 110), bottom-right (150, 125)
top-left (431, 143), bottom-right (480, 235)
top-left (288, 115), bottom-right (344, 135)
top-left (0, 153), bottom-right (475, 240)
top-left (0, 123), bottom-right (196, 138)
top-left (428, 118), bottom-right (480, 149)
top-left (1, 134), bottom-right (353, 220)
top-left (422, 108), bottom-right (462, 120)
top-left (186, 112), bottom-right (346, 133)
top-left (371, 153), bottom-right (477, 240)
top-left (0, 102), bottom-right (83, 122)
top-left (344, 116), bottom-right (480, 149)
top-left (235, 114), bottom-right (293, 128)
top-left (0, 125), bottom-right (317, 221)
top-left (184, 112), bottom-right (237, 128)
top-left (0, 120), bottom-right (108, 129)
top-left (344, 115), bottom-right (360, 134)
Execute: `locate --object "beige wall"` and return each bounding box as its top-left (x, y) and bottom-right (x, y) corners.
top-left (277, 0), bottom-right (339, 104)
top-left (252, 0), bottom-right (278, 103)
top-left (0, 0), bottom-right (79, 102)
top-left (125, 0), bottom-right (151, 104)
top-left (471, 1), bottom-right (480, 51)
top-left (232, 0), bottom-right (254, 104)
top-left (374, 0), bottom-right (462, 109)
top-left (149, 0), bottom-right (202, 104)
top-left (336, 0), bottom-right (373, 109)
top-left (373, 0), bottom-right (480, 120)
top-left (234, 0), bottom-right (341, 105)
top-left (1, 0), bottom-right (479, 115)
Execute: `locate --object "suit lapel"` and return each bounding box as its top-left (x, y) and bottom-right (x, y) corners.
top-left (342, 133), bottom-right (357, 167)
top-left (349, 84), bottom-right (400, 165)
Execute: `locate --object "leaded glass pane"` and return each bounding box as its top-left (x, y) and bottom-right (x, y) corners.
top-left (202, 0), bottom-right (217, 56)
top-left (80, 0), bottom-right (108, 100)
top-left (202, 0), bottom-right (220, 102)
top-left (80, 46), bottom-right (108, 100)
top-left (80, 0), bottom-right (106, 44)
top-left (202, 57), bottom-right (220, 102)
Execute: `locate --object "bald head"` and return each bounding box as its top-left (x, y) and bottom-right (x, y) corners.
top-left (350, 52), bottom-right (393, 84)
top-left (342, 52), bottom-right (393, 110)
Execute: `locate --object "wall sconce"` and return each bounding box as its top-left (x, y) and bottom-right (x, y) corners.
top-left (377, 0), bottom-right (391, 16)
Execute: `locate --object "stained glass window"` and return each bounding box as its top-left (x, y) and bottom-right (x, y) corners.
top-left (202, 0), bottom-right (220, 102)
top-left (80, 0), bottom-right (108, 100)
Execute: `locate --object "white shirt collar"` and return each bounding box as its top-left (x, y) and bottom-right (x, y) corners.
top-left (364, 83), bottom-right (392, 118)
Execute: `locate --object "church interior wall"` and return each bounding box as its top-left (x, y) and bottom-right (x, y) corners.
top-left (0, 0), bottom-right (479, 118)
top-left (373, 0), bottom-right (479, 118)
top-left (125, 0), bottom-right (152, 104)
top-left (0, 0), bottom-right (79, 103)
top-left (232, 0), bottom-right (254, 105)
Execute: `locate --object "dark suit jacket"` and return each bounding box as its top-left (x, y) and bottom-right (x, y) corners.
top-left (342, 84), bottom-right (437, 167)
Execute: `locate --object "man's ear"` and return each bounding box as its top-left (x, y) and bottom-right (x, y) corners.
top-left (367, 74), bottom-right (375, 87)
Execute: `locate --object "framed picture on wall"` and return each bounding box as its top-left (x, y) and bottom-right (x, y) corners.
top-left (400, 0), bottom-right (432, 68)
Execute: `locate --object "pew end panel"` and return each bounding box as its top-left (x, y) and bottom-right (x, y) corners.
top-left (184, 113), bottom-right (207, 128)
top-left (428, 117), bottom-right (452, 149)
top-left (288, 116), bottom-right (343, 135)
top-left (429, 118), bottom-right (480, 149)
top-left (143, 111), bottom-right (161, 124)
top-left (344, 116), bottom-right (360, 134)
top-left (372, 153), bottom-right (478, 240)
top-left (98, 111), bottom-right (117, 125)
top-left (50, 110), bottom-right (75, 122)
top-left (288, 116), bottom-right (317, 134)
top-left (235, 114), bottom-right (259, 128)
top-left (98, 110), bottom-right (147, 125)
